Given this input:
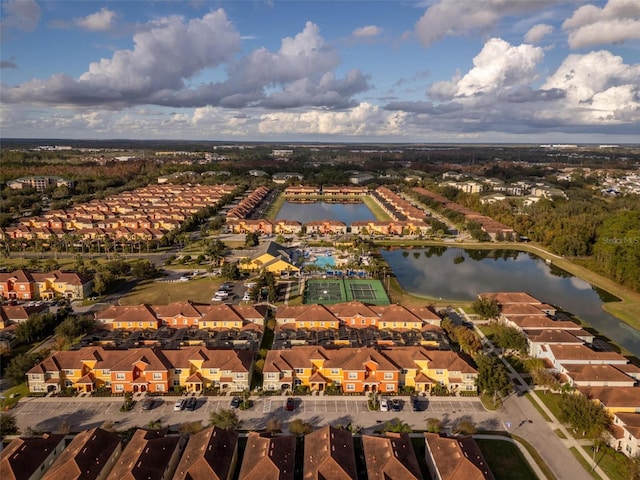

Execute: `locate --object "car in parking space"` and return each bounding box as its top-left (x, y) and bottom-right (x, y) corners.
top-left (391, 398), bottom-right (402, 412)
top-left (286, 397), bottom-right (295, 411)
top-left (141, 398), bottom-right (155, 410)
top-left (185, 397), bottom-right (198, 411)
top-left (380, 397), bottom-right (389, 412)
top-left (244, 282), bottom-right (257, 289)
top-left (242, 293), bottom-right (251, 302)
top-left (411, 397), bottom-right (428, 412)
top-left (173, 399), bottom-right (186, 411)
top-left (230, 396), bottom-right (241, 409)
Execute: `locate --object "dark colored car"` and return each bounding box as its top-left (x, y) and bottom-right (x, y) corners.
top-left (286, 397), bottom-right (295, 411)
top-left (185, 397), bottom-right (198, 411)
top-left (141, 398), bottom-right (155, 410)
top-left (230, 396), bottom-right (241, 409)
top-left (411, 397), bottom-right (428, 412)
top-left (390, 398), bottom-right (402, 412)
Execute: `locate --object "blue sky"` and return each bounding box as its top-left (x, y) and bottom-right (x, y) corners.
top-left (1, 0), bottom-right (639, 142)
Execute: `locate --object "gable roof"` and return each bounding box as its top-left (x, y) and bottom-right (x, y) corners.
top-left (106, 429), bottom-right (180, 480)
top-left (362, 433), bottom-right (422, 480)
top-left (0, 434), bottom-right (66, 480)
top-left (238, 433), bottom-right (296, 480)
top-left (424, 433), bottom-right (495, 480)
top-left (303, 426), bottom-right (357, 480)
top-left (174, 426), bottom-right (238, 480)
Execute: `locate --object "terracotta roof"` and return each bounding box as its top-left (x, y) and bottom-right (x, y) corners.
top-left (614, 413), bottom-right (640, 439)
top-left (500, 303), bottom-right (547, 316)
top-left (174, 426), bottom-right (238, 480)
top-left (424, 433), bottom-right (495, 480)
top-left (525, 329), bottom-right (583, 344)
top-left (152, 300), bottom-right (208, 319)
top-left (548, 345), bottom-right (627, 363)
top-left (0, 434), bottom-right (66, 480)
top-left (42, 428), bottom-right (121, 480)
top-left (238, 433), bottom-right (296, 480)
top-left (562, 364), bottom-right (636, 384)
top-left (328, 301), bottom-right (378, 319)
top-left (106, 429), bottom-right (180, 480)
top-left (362, 433), bottom-right (422, 480)
top-left (578, 386), bottom-right (640, 409)
top-left (479, 292), bottom-right (541, 304)
top-left (507, 316), bottom-right (581, 330)
top-left (303, 426), bottom-right (357, 480)
top-left (0, 304), bottom-right (48, 322)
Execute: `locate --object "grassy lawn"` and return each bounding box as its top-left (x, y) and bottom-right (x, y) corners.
top-left (554, 428), bottom-right (567, 439)
top-left (0, 383), bottom-right (30, 410)
top-left (480, 393), bottom-right (501, 411)
top-left (262, 192), bottom-right (285, 220)
top-left (583, 445), bottom-right (635, 480)
top-left (361, 195), bottom-right (392, 221)
top-left (120, 277), bottom-right (223, 305)
top-left (570, 447), bottom-right (602, 480)
top-left (476, 438), bottom-right (538, 480)
top-left (533, 391), bottom-right (564, 421)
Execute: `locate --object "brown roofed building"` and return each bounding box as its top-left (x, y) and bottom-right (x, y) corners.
top-left (303, 426), bottom-right (357, 480)
top-left (577, 386), bottom-right (640, 413)
top-left (611, 413), bottom-right (640, 457)
top-left (106, 429), bottom-right (184, 480)
top-left (238, 433), bottom-right (296, 480)
top-left (478, 292), bottom-right (541, 305)
top-left (42, 428), bottom-right (121, 480)
top-left (424, 433), bottom-right (495, 480)
top-left (0, 304), bottom-right (48, 328)
top-left (362, 432), bottom-right (422, 480)
top-left (0, 434), bottom-right (67, 480)
top-left (174, 426), bottom-right (239, 480)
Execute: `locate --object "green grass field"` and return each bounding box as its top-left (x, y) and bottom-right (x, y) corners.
top-left (476, 438), bottom-right (538, 480)
top-left (120, 277), bottom-right (223, 305)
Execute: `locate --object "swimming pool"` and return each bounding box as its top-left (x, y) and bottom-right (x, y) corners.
top-left (308, 254), bottom-right (336, 269)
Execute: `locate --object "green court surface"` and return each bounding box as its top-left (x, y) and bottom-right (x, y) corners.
top-left (305, 278), bottom-right (390, 305)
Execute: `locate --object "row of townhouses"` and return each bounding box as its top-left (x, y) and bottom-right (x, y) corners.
top-left (482, 291), bottom-right (640, 457)
top-left (1, 183), bottom-right (235, 242)
top-left (283, 185), bottom-right (369, 197)
top-left (26, 345), bottom-right (253, 394)
top-left (411, 187), bottom-right (515, 239)
top-left (0, 425), bottom-right (494, 480)
top-left (226, 185), bottom-right (270, 219)
top-left (0, 269), bottom-right (94, 301)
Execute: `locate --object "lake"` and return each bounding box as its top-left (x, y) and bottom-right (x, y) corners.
top-left (381, 247), bottom-right (640, 357)
top-left (276, 201), bottom-right (375, 224)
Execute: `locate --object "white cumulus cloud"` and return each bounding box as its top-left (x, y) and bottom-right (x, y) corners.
top-left (352, 25), bottom-right (382, 37)
top-left (414, 0), bottom-right (555, 47)
top-left (74, 8), bottom-right (118, 32)
top-left (563, 0), bottom-right (640, 48)
top-left (524, 23), bottom-right (554, 44)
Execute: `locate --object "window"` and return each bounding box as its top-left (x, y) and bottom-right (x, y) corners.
top-left (174, 369), bottom-right (182, 374)
top-left (346, 383), bottom-right (355, 391)
top-left (400, 369), bottom-right (408, 375)
top-left (351, 319), bottom-right (355, 325)
top-left (235, 373), bottom-right (245, 379)
top-left (209, 369), bottom-right (218, 375)
top-left (295, 368), bottom-right (304, 374)
top-left (20, 285), bottom-right (25, 290)
top-left (64, 369), bottom-right (74, 375)
top-left (156, 384), bottom-right (165, 392)
top-left (102, 369), bottom-right (110, 375)
top-left (152, 373), bottom-right (162, 380)
top-left (173, 380), bottom-right (180, 386)
top-left (384, 373), bottom-right (393, 380)
top-left (267, 373), bottom-right (278, 379)
top-left (320, 322), bottom-right (325, 328)
top-left (361, 319), bottom-right (366, 324)
top-left (348, 372), bottom-right (358, 379)
top-left (331, 369), bottom-right (340, 375)
top-left (173, 319), bottom-right (177, 325)
top-left (465, 384), bottom-right (475, 391)
top-left (435, 369), bottom-right (444, 375)
top-left (115, 373), bottom-right (125, 380)
top-left (386, 384), bottom-right (395, 391)
top-left (128, 322), bottom-right (132, 327)
top-left (382, 322), bottom-right (387, 328)
top-left (115, 384), bottom-right (124, 392)
top-left (138, 322), bottom-right (142, 327)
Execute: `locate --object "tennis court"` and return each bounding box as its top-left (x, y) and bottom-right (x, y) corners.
top-left (305, 279), bottom-right (390, 305)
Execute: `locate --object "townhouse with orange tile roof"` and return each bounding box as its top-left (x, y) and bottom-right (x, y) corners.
top-left (174, 426), bottom-right (239, 480)
top-left (31, 270), bottom-right (94, 300)
top-left (262, 345), bottom-right (476, 394)
top-left (106, 429), bottom-right (185, 480)
top-left (611, 413), bottom-right (640, 457)
top-left (283, 185), bottom-right (320, 197)
top-left (41, 427), bottom-right (122, 480)
top-left (305, 220), bottom-right (348, 235)
top-left (0, 433), bottom-right (67, 480)
top-left (27, 345), bottom-right (253, 394)
top-left (94, 301), bottom-right (267, 330)
top-left (577, 386), bottom-right (640, 413)
top-left (238, 433), bottom-right (296, 480)
top-left (271, 219), bottom-right (303, 235)
top-left (559, 364), bottom-right (638, 388)
top-left (303, 426), bottom-right (358, 480)
top-left (0, 270), bottom-right (37, 300)
top-left (424, 433), bottom-right (495, 480)
top-left (0, 304), bottom-right (48, 328)
top-left (362, 433), bottom-right (422, 480)
top-left (275, 301), bottom-right (441, 331)
top-left (225, 218), bottom-right (274, 235)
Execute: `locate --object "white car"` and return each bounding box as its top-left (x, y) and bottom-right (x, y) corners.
top-left (244, 282), bottom-right (257, 288)
top-left (380, 398), bottom-right (389, 412)
top-left (214, 290), bottom-right (229, 298)
top-left (242, 293), bottom-right (251, 302)
top-left (173, 399), bottom-right (186, 411)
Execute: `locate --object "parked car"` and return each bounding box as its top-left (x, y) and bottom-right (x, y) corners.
top-left (141, 398), bottom-right (155, 410)
top-left (242, 293), bottom-right (251, 302)
top-left (173, 399), bottom-right (186, 411)
top-left (244, 282), bottom-right (257, 288)
top-left (230, 396), bottom-right (241, 409)
top-left (185, 397), bottom-right (197, 411)
top-left (286, 397), bottom-right (295, 411)
top-left (391, 398), bottom-right (402, 412)
top-left (411, 397), bottom-right (428, 412)
top-left (214, 290), bottom-right (229, 298)
top-left (380, 397), bottom-right (389, 412)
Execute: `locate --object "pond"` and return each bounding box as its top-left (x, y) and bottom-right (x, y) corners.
top-left (276, 201), bottom-right (375, 224)
top-left (381, 247), bottom-right (640, 357)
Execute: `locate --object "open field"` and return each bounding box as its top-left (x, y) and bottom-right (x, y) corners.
top-left (360, 195), bottom-right (392, 221)
top-left (119, 277), bottom-right (222, 305)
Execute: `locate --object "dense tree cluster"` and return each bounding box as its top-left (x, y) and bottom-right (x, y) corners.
top-left (559, 393), bottom-right (611, 438)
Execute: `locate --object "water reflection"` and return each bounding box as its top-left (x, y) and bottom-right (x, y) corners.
top-left (381, 247), bottom-right (640, 356)
top-left (276, 201), bottom-right (375, 223)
